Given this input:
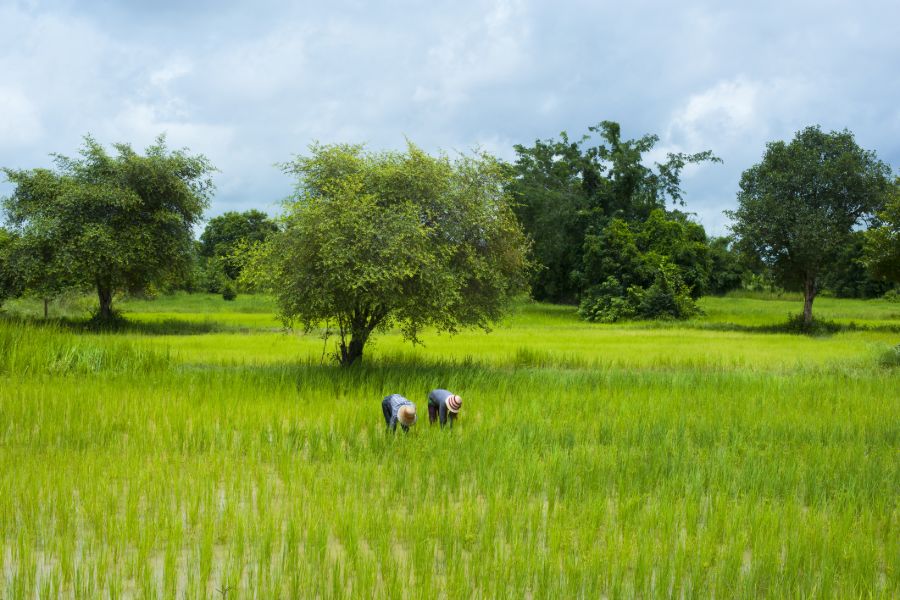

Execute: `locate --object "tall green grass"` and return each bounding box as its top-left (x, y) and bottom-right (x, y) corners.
top-left (0, 319), bottom-right (169, 376)
top-left (0, 295), bottom-right (897, 597)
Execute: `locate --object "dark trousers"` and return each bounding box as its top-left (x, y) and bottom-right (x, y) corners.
top-left (428, 402), bottom-right (439, 425)
top-left (382, 397), bottom-right (393, 427)
top-left (427, 402), bottom-right (455, 428)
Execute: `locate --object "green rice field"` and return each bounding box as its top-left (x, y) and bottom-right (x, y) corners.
top-left (1, 293), bottom-right (898, 597)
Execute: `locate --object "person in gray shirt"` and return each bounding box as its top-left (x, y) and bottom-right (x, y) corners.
top-left (382, 393), bottom-right (417, 433)
top-left (427, 389), bottom-right (462, 428)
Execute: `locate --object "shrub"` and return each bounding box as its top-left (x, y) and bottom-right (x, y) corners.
top-left (636, 261), bottom-right (699, 320)
top-left (222, 283), bottom-right (237, 301)
top-left (882, 288), bottom-right (900, 303)
top-left (879, 344), bottom-right (900, 368)
top-left (578, 261), bottom-right (699, 322)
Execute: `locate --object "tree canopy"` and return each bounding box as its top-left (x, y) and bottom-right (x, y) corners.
top-left (863, 177), bottom-right (900, 283)
top-left (2, 135), bottom-right (215, 321)
top-left (510, 120), bottom-right (720, 304)
top-left (577, 210), bottom-right (710, 322)
top-left (0, 228), bottom-right (17, 304)
top-left (243, 142), bottom-right (530, 366)
top-left (195, 209), bottom-right (279, 297)
top-left (728, 126), bottom-right (892, 324)
top-left (200, 210), bottom-right (277, 257)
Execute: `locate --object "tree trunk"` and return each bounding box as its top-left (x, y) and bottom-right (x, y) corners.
top-left (43, 298), bottom-right (49, 319)
top-left (339, 335), bottom-right (367, 367)
top-left (97, 283), bottom-right (114, 321)
top-left (802, 276), bottom-right (816, 325)
top-left (338, 314), bottom-right (376, 367)
top-left (337, 308), bottom-right (387, 367)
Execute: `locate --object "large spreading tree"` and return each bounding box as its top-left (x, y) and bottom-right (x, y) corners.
top-left (728, 126), bottom-right (892, 324)
top-left (244, 142), bottom-right (530, 366)
top-left (2, 135), bottom-right (214, 321)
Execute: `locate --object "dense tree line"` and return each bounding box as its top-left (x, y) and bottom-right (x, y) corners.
top-left (0, 124), bottom-right (896, 344)
top-left (509, 121), bottom-right (733, 321)
top-left (510, 122), bottom-right (895, 324)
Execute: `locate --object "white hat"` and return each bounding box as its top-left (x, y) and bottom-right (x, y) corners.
top-left (446, 395), bottom-right (462, 413)
top-left (398, 404), bottom-right (417, 426)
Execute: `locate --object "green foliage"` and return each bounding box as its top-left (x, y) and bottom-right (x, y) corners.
top-left (0, 227), bottom-right (17, 304)
top-left (579, 217), bottom-right (648, 291)
top-left (863, 177), bottom-right (900, 283)
top-left (706, 236), bottom-right (744, 295)
top-left (1, 134), bottom-right (215, 321)
top-left (0, 230), bottom-right (78, 310)
top-left (0, 172), bottom-right (77, 309)
top-left (635, 210), bottom-right (710, 298)
top-left (636, 260), bottom-right (701, 319)
top-left (193, 254), bottom-right (229, 294)
top-left (820, 230), bottom-right (893, 298)
top-left (882, 288), bottom-right (900, 302)
top-left (249, 142), bottom-right (530, 365)
top-left (510, 120), bottom-right (720, 302)
top-left (221, 281), bottom-right (237, 301)
top-left (728, 125), bottom-right (893, 324)
top-left (576, 277), bottom-right (636, 322)
top-left (577, 210), bottom-right (707, 322)
top-left (578, 259), bottom-right (699, 323)
top-left (199, 209), bottom-right (277, 280)
top-left (879, 344), bottom-right (900, 368)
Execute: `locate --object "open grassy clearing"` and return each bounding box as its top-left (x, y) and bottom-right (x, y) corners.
top-left (1, 295), bottom-right (898, 597)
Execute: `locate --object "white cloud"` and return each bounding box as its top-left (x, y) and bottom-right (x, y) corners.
top-left (1, 0), bottom-right (898, 231)
top-left (203, 27), bottom-right (309, 101)
top-left (668, 78), bottom-right (763, 147)
top-left (413, 0), bottom-right (530, 108)
top-left (149, 58), bottom-right (193, 88)
top-left (105, 102), bottom-right (234, 152)
top-left (0, 87), bottom-right (42, 144)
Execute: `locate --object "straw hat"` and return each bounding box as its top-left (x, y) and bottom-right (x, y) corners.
top-left (398, 404), bottom-right (417, 426)
top-left (446, 394), bottom-right (462, 413)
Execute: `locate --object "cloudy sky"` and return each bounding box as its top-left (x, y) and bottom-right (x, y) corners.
top-left (1, 0), bottom-right (898, 234)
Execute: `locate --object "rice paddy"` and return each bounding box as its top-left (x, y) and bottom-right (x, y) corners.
top-left (1, 294), bottom-right (898, 598)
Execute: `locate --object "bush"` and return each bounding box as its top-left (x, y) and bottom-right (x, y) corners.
top-left (222, 283), bottom-right (237, 301)
top-left (636, 261), bottom-right (699, 320)
top-left (882, 288), bottom-right (900, 303)
top-left (578, 261), bottom-right (699, 323)
top-left (879, 344), bottom-right (900, 368)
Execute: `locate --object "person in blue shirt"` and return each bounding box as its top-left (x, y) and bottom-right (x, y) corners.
top-left (381, 393), bottom-right (417, 433)
top-left (427, 389), bottom-right (462, 428)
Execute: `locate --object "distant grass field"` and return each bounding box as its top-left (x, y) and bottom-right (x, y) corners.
top-left (1, 294), bottom-right (897, 597)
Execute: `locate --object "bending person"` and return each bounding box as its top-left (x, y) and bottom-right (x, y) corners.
top-left (427, 389), bottom-right (462, 429)
top-left (382, 393), bottom-right (417, 433)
